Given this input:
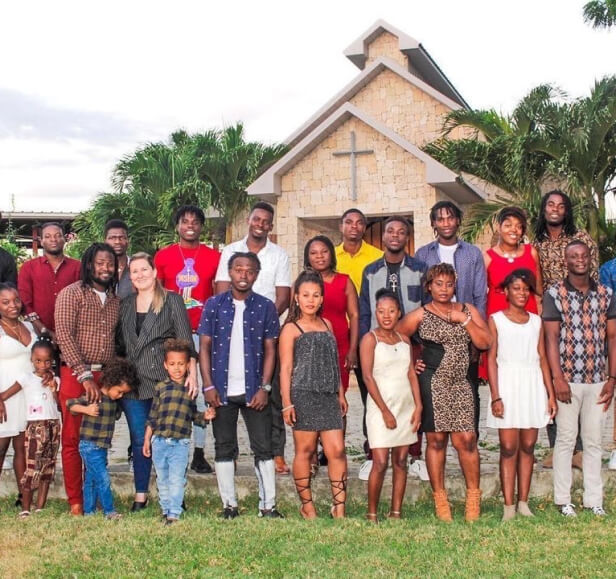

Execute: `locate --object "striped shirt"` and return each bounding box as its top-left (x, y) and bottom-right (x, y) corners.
top-left (147, 380), bottom-right (206, 439)
top-left (67, 395), bottom-right (120, 449)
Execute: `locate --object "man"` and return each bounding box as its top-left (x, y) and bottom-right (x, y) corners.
top-left (359, 216), bottom-right (427, 480)
top-left (154, 205), bottom-right (220, 474)
top-left (0, 246), bottom-right (17, 284)
top-left (533, 190), bottom-right (597, 467)
top-left (200, 252), bottom-right (283, 518)
top-left (543, 240), bottom-right (615, 517)
top-left (335, 208), bottom-right (383, 475)
top-left (18, 222), bottom-right (81, 338)
top-left (215, 202), bottom-right (291, 474)
top-left (104, 219), bottom-right (133, 298)
top-left (55, 243), bottom-right (120, 515)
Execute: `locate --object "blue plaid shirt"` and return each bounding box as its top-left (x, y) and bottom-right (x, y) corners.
top-left (198, 291), bottom-right (279, 404)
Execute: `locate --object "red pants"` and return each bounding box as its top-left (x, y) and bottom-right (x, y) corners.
top-left (59, 367), bottom-right (101, 506)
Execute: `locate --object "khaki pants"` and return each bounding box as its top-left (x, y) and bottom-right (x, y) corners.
top-left (553, 382), bottom-right (607, 508)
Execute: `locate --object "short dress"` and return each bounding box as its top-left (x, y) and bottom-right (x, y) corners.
top-left (418, 307), bottom-right (475, 433)
top-left (290, 320), bottom-right (343, 432)
top-left (486, 311), bottom-right (550, 429)
top-left (366, 331), bottom-right (417, 449)
top-left (322, 273), bottom-right (351, 391)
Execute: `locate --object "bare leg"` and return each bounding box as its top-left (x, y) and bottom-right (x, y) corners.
top-left (425, 432), bottom-right (449, 491)
top-left (367, 447), bottom-right (388, 520)
top-left (451, 431), bottom-right (480, 490)
top-left (321, 429), bottom-right (347, 518)
top-left (0, 437), bottom-right (10, 472)
top-left (292, 430), bottom-right (319, 518)
top-left (390, 445), bottom-right (409, 517)
top-left (517, 428), bottom-right (538, 503)
top-left (498, 429), bottom-right (520, 506)
top-left (36, 481), bottom-right (51, 510)
top-left (12, 433), bottom-right (26, 497)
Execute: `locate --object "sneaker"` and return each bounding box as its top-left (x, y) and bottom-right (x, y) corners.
top-left (587, 506), bottom-right (607, 517)
top-left (609, 450), bottom-right (616, 471)
top-left (259, 508), bottom-right (285, 519)
top-left (105, 512), bottom-right (122, 520)
top-left (222, 507), bottom-right (239, 520)
top-left (358, 460), bottom-right (373, 481)
top-left (559, 503), bottom-right (577, 517)
top-left (408, 459), bottom-right (429, 481)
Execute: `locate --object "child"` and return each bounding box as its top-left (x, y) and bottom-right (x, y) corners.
top-left (486, 269), bottom-right (557, 521)
top-left (67, 358), bottom-right (138, 519)
top-left (360, 289), bottom-right (422, 522)
top-left (1, 336), bottom-right (61, 517)
top-left (143, 338), bottom-right (214, 525)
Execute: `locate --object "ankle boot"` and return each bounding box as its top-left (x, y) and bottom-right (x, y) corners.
top-left (465, 488), bottom-right (482, 522)
top-left (433, 489), bottom-right (452, 522)
top-left (191, 448), bottom-right (213, 474)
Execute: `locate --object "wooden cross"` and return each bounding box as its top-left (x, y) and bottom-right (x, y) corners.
top-left (333, 131), bottom-right (374, 201)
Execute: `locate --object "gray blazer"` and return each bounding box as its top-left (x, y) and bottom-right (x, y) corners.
top-left (116, 291), bottom-right (195, 399)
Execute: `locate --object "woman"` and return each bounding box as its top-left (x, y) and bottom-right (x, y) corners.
top-left (397, 264), bottom-right (491, 522)
top-left (279, 270), bottom-right (348, 519)
top-left (116, 252), bottom-right (197, 511)
top-left (0, 284), bottom-right (35, 507)
top-left (487, 269), bottom-right (557, 520)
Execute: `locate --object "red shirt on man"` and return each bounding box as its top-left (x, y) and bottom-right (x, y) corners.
top-left (18, 256), bottom-right (81, 332)
top-left (154, 243), bottom-right (220, 331)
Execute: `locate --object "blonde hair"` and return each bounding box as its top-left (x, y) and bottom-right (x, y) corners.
top-left (130, 252), bottom-right (167, 314)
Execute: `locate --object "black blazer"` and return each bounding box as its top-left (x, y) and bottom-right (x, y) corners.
top-left (116, 291), bottom-right (195, 399)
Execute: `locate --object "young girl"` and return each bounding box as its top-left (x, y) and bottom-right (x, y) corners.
top-left (486, 268), bottom-right (557, 521)
top-left (279, 270), bottom-right (348, 519)
top-left (1, 336), bottom-right (60, 517)
top-left (361, 289), bottom-right (421, 522)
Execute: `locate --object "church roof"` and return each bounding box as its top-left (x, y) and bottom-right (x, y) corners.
top-left (247, 102), bottom-right (486, 204)
top-left (343, 19), bottom-right (469, 109)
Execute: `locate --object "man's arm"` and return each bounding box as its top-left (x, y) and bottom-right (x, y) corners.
top-left (543, 320), bottom-right (570, 404)
top-left (274, 287), bottom-right (291, 316)
top-left (358, 271), bottom-right (371, 339)
top-left (274, 249), bottom-right (292, 315)
top-left (214, 246), bottom-right (232, 294)
top-left (472, 248), bottom-right (487, 318)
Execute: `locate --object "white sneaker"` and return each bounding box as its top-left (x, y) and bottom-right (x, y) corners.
top-left (559, 503), bottom-right (577, 517)
top-left (609, 450), bottom-right (616, 471)
top-left (358, 460), bottom-right (373, 481)
top-left (587, 506), bottom-right (607, 517)
top-left (408, 459), bottom-right (429, 481)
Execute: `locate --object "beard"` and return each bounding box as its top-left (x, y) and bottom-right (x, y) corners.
top-left (91, 275), bottom-right (113, 288)
top-left (43, 246), bottom-right (64, 256)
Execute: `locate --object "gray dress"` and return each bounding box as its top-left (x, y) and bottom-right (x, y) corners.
top-left (290, 320), bottom-right (343, 432)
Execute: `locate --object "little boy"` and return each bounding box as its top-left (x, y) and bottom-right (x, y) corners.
top-left (67, 358), bottom-right (139, 519)
top-left (143, 338), bottom-right (214, 525)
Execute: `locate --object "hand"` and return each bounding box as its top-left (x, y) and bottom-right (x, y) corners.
top-left (0, 398), bottom-right (6, 423)
top-left (411, 406), bottom-right (422, 433)
top-left (414, 358), bottom-right (426, 375)
top-left (83, 379), bottom-right (101, 404)
top-left (84, 403), bottom-right (100, 417)
top-left (184, 372), bottom-right (198, 399)
top-left (597, 379), bottom-right (615, 412)
top-left (382, 408), bottom-right (397, 429)
top-left (143, 439), bottom-right (151, 458)
top-left (282, 406), bottom-right (296, 427)
top-left (553, 376), bottom-right (571, 404)
top-left (547, 396), bottom-right (558, 419)
top-left (449, 308), bottom-right (468, 324)
top-left (41, 370), bottom-right (55, 388)
top-left (491, 399), bottom-right (504, 419)
top-left (247, 389), bottom-right (269, 411)
top-left (339, 394), bottom-right (348, 418)
top-left (345, 351), bottom-right (358, 371)
top-left (204, 406), bottom-right (216, 421)
top-left (204, 388), bottom-right (222, 408)
top-left (47, 379), bottom-right (58, 393)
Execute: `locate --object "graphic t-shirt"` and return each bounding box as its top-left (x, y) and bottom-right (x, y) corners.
top-left (154, 243), bottom-right (221, 331)
top-left (19, 373), bottom-right (61, 421)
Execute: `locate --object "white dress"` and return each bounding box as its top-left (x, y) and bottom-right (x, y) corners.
top-left (486, 312), bottom-right (549, 429)
top-left (0, 322), bottom-right (35, 437)
top-left (366, 332), bottom-right (417, 448)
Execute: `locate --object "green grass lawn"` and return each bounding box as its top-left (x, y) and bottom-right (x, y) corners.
top-left (1, 493), bottom-right (615, 578)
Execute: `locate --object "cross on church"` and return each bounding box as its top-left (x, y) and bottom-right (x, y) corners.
top-left (333, 131), bottom-right (374, 201)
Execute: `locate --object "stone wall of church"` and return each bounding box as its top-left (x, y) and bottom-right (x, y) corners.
top-left (366, 31), bottom-right (408, 69)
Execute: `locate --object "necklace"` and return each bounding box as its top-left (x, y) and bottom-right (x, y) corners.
top-left (375, 329), bottom-right (400, 351)
top-left (498, 243), bottom-right (519, 264)
top-left (178, 243), bottom-right (201, 263)
top-left (0, 318), bottom-right (24, 342)
top-left (431, 302), bottom-right (453, 322)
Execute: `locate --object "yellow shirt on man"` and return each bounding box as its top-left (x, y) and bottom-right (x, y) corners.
top-left (335, 241), bottom-right (384, 294)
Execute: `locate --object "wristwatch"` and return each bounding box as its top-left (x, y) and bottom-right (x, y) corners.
top-left (260, 383), bottom-right (272, 393)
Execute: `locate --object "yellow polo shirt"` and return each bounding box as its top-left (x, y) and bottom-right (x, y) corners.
top-left (335, 241), bottom-right (384, 294)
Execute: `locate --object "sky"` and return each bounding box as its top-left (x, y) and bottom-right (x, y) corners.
top-left (1, 0), bottom-right (615, 213)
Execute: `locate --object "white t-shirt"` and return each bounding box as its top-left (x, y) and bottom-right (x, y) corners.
top-left (226, 300), bottom-right (247, 396)
top-left (215, 237), bottom-right (291, 304)
top-left (18, 373), bottom-right (61, 421)
top-left (438, 243), bottom-right (458, 266)
top-left (93, 289), bottom-right (107, 305)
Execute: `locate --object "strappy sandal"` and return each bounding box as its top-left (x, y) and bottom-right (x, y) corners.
top-left (18, 510), bottom-right (31, 519)
top-left (294, 476), bottom-right (316, 519)
top-left (387, 510), bottom-right (401, 519)
top-left (365, 512), bottom-right (378, 523)
top-left (329, 476), bottom-right (347, 519)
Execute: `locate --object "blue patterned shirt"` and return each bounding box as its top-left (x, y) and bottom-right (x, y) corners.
top-left (197, 291), bottom-right (279, 404)
top-left (600, 258), bottom-right (616, 293)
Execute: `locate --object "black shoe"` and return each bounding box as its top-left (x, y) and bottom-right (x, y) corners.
top-left (165, 517), bottom-right (179, 526)
top-left (317, 450), bottom-right (328, 467)
top-left (260, 508), bottom-right (285, 519)
top-left (131, 499), bottom-right (148, 512)
top-left (222, 507), bottom-right (239, 519)
top-left (182, 500), bottom-right (187, 512)
top-left (15, 493), bottom-right (22, 508)
top-left (191, 448), bottom-right (213, 474)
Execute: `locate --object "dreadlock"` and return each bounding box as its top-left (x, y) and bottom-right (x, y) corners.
top-left (534, 190), bottom-right (576, 240)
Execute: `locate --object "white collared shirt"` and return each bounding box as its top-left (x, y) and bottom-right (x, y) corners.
top-left (215, 236), bottom-right (291, 303)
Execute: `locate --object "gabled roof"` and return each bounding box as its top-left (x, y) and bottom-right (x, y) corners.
top-left (343, 19), bottom-right (469, 109)
top-left (248, 102), bottom-right (485, 205)
top-left (285, 56), bottom-right (463, 149)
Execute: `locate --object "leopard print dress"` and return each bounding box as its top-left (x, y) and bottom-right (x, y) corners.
top-left (418, 307), bottom-right (475, 432)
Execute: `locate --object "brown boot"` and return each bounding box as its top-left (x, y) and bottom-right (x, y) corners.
top-left (571, 451), bottom-right (583, 470)
top-left (433, 489), bottom-right (452, 522)
top-left (465, 489), bottom-right (482, 522)
top-left (70, 503), bottom-right (83, 516)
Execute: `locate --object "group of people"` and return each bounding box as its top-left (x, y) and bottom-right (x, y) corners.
top-left (0, 190), bottom-right (614, 524)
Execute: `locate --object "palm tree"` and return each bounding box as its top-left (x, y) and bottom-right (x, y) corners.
top-left (584, 0), bottom-right (616, 28)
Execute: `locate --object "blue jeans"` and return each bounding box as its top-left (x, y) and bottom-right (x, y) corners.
top-left (79, 440), bottom-right (115, 516)
top-left (119, 397), bottom-right (153, 493)
top-left (152, 436), bottom-right (190, 519)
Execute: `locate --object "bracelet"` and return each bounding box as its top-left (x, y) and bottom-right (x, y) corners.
top-left (460, 311), bottom-right (472, 328)
top-left (491, 398), bottom-right (502, 405)
top-left (282, 404), bottom-right (295, 412)
top-left (202, 385), bottom-right (215, 393)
